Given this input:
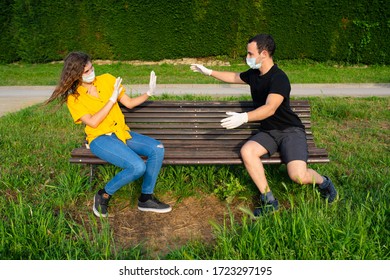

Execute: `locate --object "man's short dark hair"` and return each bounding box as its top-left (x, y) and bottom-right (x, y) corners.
top-left (248, 34), bottom-right (276, 57)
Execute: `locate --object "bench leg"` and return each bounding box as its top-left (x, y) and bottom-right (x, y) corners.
top-left (89, 164), bottom-right (96, 189)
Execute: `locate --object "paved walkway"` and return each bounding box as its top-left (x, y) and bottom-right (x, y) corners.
top-left (0, 83), bottom-right (389, 117)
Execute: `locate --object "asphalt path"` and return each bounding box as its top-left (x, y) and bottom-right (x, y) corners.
top-left (0, 83), bottom-right (389, 117)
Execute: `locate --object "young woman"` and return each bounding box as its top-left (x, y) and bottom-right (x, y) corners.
top-left (46, 51), bottom-right (171, 217)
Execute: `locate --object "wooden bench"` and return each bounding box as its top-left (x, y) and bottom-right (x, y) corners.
top-left (70, 100), bottom-right (329, 178)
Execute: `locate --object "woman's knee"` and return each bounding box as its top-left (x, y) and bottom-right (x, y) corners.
top-left (124, 157), bottom-right (146, 177)
top-left (145, 143), bottom-right (164, 165)
top-left (155, 142), bottom-right (165, 157)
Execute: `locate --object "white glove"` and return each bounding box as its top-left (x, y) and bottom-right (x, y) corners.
top-left (146, 71), bottom-right (156, 96)
top-left (190, 64), bottom-right (212, 76)
top-left (221, 112), bottom-right (248, 129)
top-left (109, 77), bottom-right (123, 103)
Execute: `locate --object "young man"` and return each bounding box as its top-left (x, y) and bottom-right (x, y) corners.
top-left (190, 34), bottom-right (336, 216)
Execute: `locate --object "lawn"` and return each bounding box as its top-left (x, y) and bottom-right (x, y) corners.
top-left (0, 93), bottom-right (388, 260)
top-left (0, 58), bottom-right (390, 85)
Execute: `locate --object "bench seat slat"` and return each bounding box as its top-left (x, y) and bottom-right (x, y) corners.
top-left (124, 112), bottom-right (312, 118)
top-left (72, 148), bottom-right (328, 163)
top-left (157, 139), bottom-right (317, 145)
top-left (70, 158), bottom-right (330, 165)
top-left (71, 146), bottom-right (327, 157)
top-left (124, 114), bottom-right (312, 122)
top-left (127, 123), bottom-right (312, 129)
top-left (121, 100), bottom-right (310, 108)
top-left (70, 142), bottom-right (320, 157)
top-left (127, 128), bottom-right (313, 137)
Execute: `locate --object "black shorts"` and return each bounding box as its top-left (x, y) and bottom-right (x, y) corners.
top-left (249, 127), bottom-right (308, 163)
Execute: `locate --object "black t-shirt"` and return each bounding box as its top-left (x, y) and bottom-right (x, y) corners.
top-left (240, 65), bottom-right (304, 130)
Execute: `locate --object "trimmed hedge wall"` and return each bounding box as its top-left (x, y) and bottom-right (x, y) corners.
top-left (0, 0), bottom-right (389, 64)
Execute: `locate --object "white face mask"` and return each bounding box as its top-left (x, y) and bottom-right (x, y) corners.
top-left (82, 70), bottom-right (95, 83)
top-left (246, 57), bottom-right (262, 69)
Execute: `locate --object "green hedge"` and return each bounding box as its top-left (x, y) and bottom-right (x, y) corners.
top-left (0, 0), bottom-right (389, 64)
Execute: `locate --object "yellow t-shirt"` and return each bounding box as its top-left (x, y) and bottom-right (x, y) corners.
top-left (66, 73), bottom-right (131, 144)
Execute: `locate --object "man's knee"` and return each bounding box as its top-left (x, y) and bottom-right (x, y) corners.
top-left (240, 144), bottom-right (252, 159)
top-left (289, 168), bottom-right (317, 185)
top-left (240, 141), bottom-right (267, 160)
top-left (287, 161), bottom-right (310, 184)
top-left (288, 170), bottom-right (306, 184)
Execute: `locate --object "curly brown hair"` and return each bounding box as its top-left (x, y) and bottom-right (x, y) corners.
top-left (46, 52), bottom-right (91, 104)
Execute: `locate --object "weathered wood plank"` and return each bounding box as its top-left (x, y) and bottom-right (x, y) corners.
top-left (70, 100), bottom-right (329, 166)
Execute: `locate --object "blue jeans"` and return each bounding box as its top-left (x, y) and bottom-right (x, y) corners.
top-left (89, 131), bottom-right (164, 195)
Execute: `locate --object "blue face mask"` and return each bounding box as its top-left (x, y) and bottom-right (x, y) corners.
top-left (246, 57), bottom-right (262, 69)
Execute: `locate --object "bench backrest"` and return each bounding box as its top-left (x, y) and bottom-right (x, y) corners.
top-left (119, 100), bottom-right (328, 164)
top-left (70, 100), bottom-right (329, 165)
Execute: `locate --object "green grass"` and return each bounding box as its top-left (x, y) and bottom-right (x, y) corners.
top-left (0, 95), bottom-right (388, 260)
top-left (1, 59), bottom-right (390, 85)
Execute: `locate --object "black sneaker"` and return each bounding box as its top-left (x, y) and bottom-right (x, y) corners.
top-left (318, 176), bottom-right (337, 203)
top-left (254, 195), bottom-right (279, 217)
top-left (93, 189), bottom-right (111, 218)
top-left (138, 195), bottom-right (172, 213)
